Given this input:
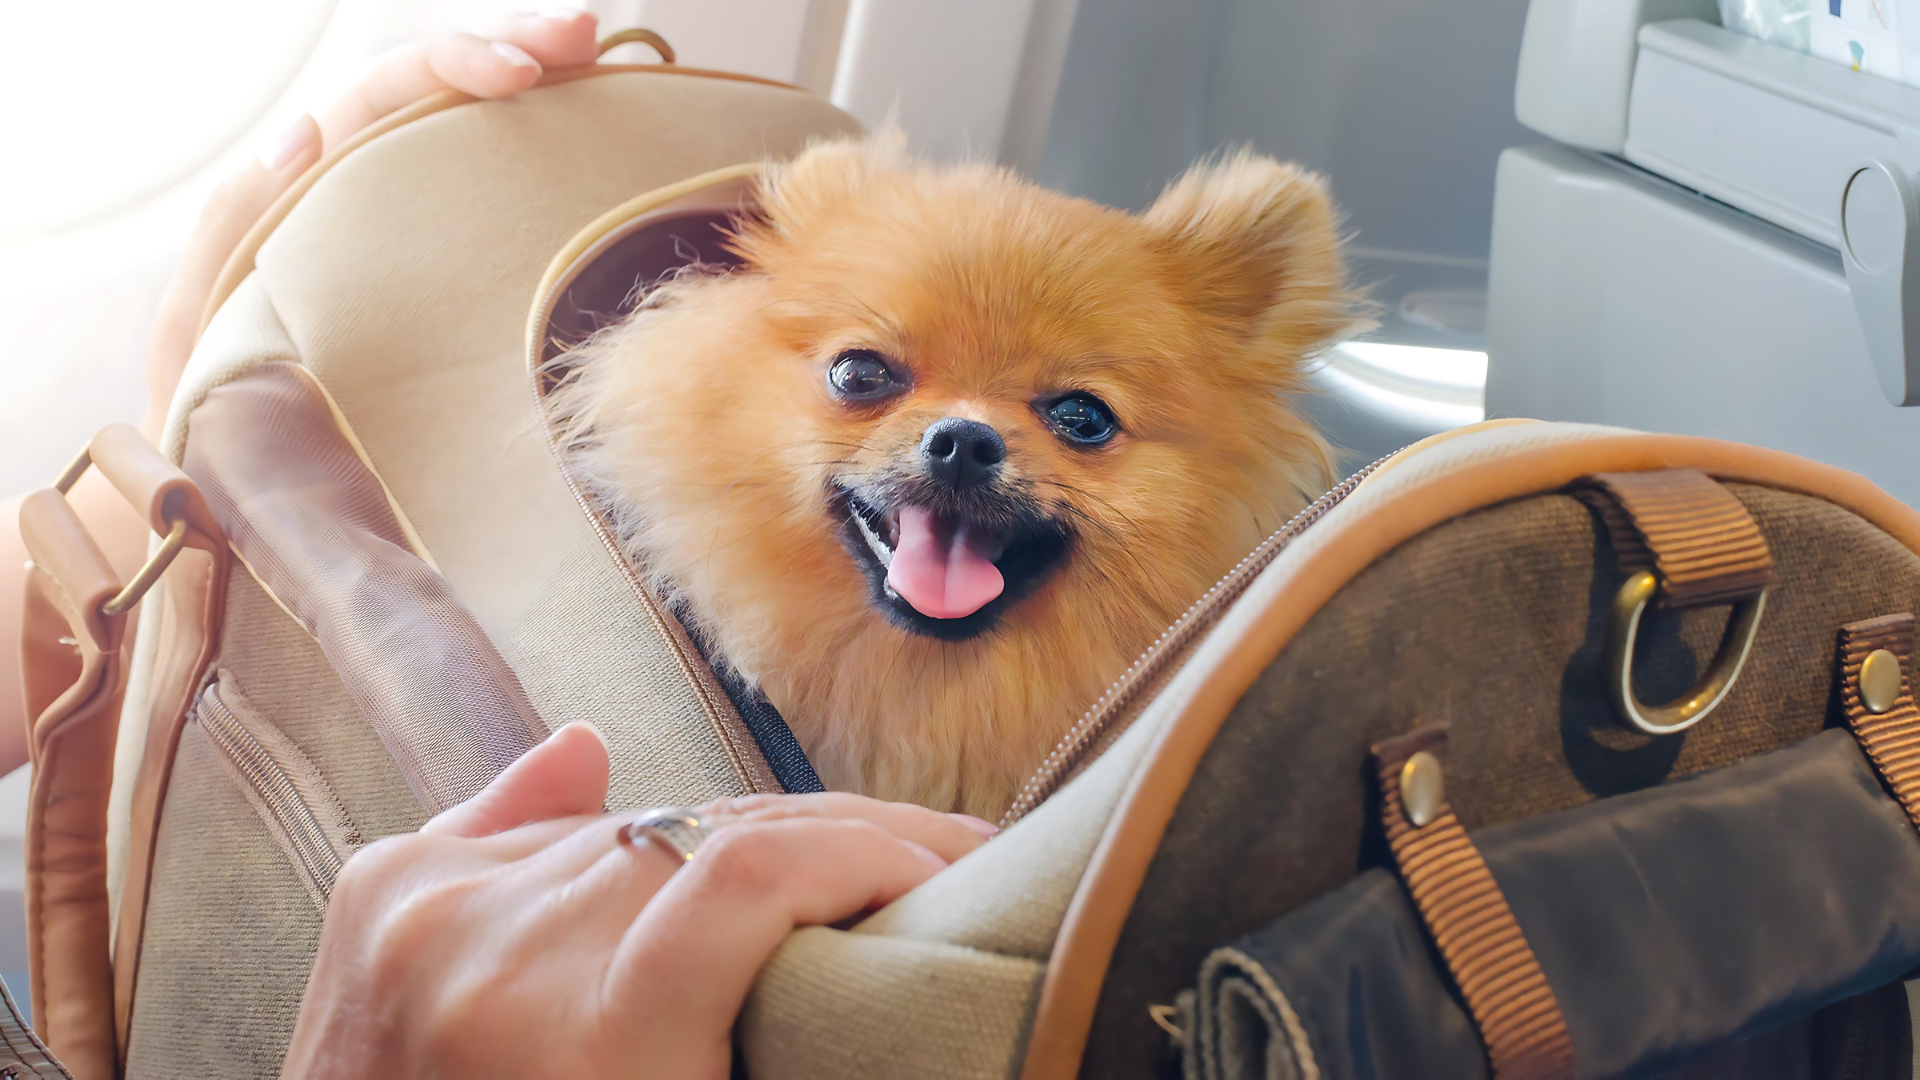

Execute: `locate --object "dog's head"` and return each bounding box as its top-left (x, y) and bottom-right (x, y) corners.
top-left (562, 133), bottom-right (1354, 673)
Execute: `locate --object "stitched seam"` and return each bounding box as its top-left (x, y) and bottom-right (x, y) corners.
top-left (1210, 947), bottom-right (1320, 1080)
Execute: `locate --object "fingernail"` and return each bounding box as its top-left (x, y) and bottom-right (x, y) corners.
top-left (257, 115), bottom-right (314, 171)
top-left (950, 814), bottom-right (1000, 839)
top-left (565, 721), bottom-right (608, 748)
top-left (491, 41), bottom-right (540, 69)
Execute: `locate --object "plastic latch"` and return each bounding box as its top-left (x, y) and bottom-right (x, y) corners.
top-left (1841, 159), bottom-right (1920, 407)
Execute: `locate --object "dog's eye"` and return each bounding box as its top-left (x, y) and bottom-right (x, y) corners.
top-left (1045, 394), bottom-right (1119, 445)
top-left (828, 350), bottom-right (898, 400)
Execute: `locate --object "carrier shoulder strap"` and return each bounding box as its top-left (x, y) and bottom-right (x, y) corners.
top-left (16, 425), bottom-right (226, 1078)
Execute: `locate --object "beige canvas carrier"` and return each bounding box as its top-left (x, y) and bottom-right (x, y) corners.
top-left (17, 33), bottom-right (1920, 1080)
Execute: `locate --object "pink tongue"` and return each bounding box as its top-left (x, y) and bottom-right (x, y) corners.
top-left (886, 506), bottom-right (1005, 619)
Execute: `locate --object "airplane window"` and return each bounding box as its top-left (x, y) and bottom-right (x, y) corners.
top-left (1, 0), bottom-right (340, 242)
top-left (1316, 341), bottom-right (1488, 434)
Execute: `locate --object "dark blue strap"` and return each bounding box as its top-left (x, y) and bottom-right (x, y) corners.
top-left (714, 665), bottom-right (823, 794)
top-left (674, 607), bottom-right (823, 794)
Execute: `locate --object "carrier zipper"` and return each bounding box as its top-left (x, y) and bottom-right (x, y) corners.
top-left (529, 279), bottom-right (777, 797)
top-left (196, 685), bottom-right (348, 900)
top-left (999, 452), bottom-right (1397, 828)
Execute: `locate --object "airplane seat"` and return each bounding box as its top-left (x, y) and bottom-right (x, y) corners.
top-left (1487, 0), bottom-right (1920, 506)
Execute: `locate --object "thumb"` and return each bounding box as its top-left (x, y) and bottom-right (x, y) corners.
top-left (422, 722), bottom-right (612, 838)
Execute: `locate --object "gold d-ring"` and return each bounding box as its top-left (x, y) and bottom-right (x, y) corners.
top-left (597, 28), bottom-right (675, 63)
top-left (1603, 570), bottom-right (1766, 736)
top-left (101, 517), bottom-right (188, 617)
top-left (50, 444), bottom-right (191, 619)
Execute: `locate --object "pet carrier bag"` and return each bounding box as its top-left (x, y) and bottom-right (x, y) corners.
top-left (17, 29), bottom-right (1920, 1080)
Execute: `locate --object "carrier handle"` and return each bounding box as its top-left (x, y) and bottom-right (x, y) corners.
top-left (1577, 470), bottom-right (1775, 737)
top-left (49, 424), bottom-right (224, 616)
top-left (17, 426), bottom-right (225, 1078)
top-left (597, 28), bottom-right (675, 64)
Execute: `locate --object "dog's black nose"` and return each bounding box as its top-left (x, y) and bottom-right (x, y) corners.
top-left (921, 417), bottom-right (1005, 490)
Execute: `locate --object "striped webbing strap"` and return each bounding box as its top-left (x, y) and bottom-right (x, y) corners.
top-left (1578, 470), bottom-right (1774, 608)
top-left (1839, 613), bottom-right (1920, 827)
top-left (1373, 725), bottom-right (1577, 1080)
top-left (0, 974), bottom-right (71, 1078)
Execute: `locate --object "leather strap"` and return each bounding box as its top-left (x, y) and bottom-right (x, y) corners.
top-left (18, 501), bottom-right (126, 1080)
top-left (85, 425), bottom-right (222, 544)
top-left (1578, 470), bottom-right (1774, 608)
top-left (17, 429), bottom-right (226, 1079)
top-left (1373, 725), bottom-right (1577, 1080)
top-left (1838, 614), bottom-right (1920, 828)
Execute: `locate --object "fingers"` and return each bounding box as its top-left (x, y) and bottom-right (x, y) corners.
top-left (539, 831), bottom-right (683, 933)
top-left (143, 113), bottom-right (322, 434)
top-left (318, 34), bottom-right (533, 149)
top-left (607, 818), bottom-right (946, 1036)
top-left (486, 789), bottom-right (995, 902)
top-left (317, 11), bottom-right (600, 150)
top-left (482, 10), bottom-right (602, 68)
top-left (696, 791), bottom-right (994, 865)
top-left (424, 723), bottom-right (610, 838)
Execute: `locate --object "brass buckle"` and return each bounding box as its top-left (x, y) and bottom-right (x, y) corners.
top-left (1603, 570), bottom-right (1766, 736)
top-left (52, 445), bottom-right (189, 619)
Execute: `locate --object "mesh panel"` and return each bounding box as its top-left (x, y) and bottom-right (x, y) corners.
top-left (181, 362), bottom-right (549, 815)
top-left (212, 566), bottom-right (427, 839)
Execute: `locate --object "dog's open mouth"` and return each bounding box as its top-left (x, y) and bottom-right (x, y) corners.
top-left (836, 488), bottom-right (1069, 640)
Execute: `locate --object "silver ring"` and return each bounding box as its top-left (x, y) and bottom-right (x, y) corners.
top-left (620, 806), bottom-right (709, 862)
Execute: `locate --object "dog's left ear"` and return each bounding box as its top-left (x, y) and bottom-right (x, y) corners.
top-left (1143, 150), bottom-right (1357, 359)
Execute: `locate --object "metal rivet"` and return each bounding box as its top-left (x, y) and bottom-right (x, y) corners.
top-left (1400, 751), bottom-right (1445, 828)
top-left (1861, 649), bottom-right (1904, 714)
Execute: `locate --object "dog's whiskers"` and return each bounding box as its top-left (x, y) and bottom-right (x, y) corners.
top-left (1037, 479), bottom-right (1148, 541)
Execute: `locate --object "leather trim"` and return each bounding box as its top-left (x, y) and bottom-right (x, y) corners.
top-left (526, 166), bottom-right (760, 353)
top-left (1351, 417), bottom-right (1541, 493)
top-left (1018, 433), bottom-right (1920, 1080)
top-left (109, 546), bottom-right (225, 1060)
top-left (1374, 724), bottom-right (1575, 1079)
top-left (199, 64), bottom-right (805, 335)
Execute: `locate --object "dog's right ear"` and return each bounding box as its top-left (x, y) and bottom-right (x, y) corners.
top-left (730, 129), bottom-right (910, 265)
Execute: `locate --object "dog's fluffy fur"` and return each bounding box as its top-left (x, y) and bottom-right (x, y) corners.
top-left (553, 135), bottom-right (1354, 819)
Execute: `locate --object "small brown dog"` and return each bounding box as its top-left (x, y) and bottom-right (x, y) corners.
top-left (555, 135), bottom-right (1354, 819)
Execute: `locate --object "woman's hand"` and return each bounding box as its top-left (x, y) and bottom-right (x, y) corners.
top-left (2, 12), bottom-right (603, 773)
top-left (281, 724), bottom-right (992, 1079)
